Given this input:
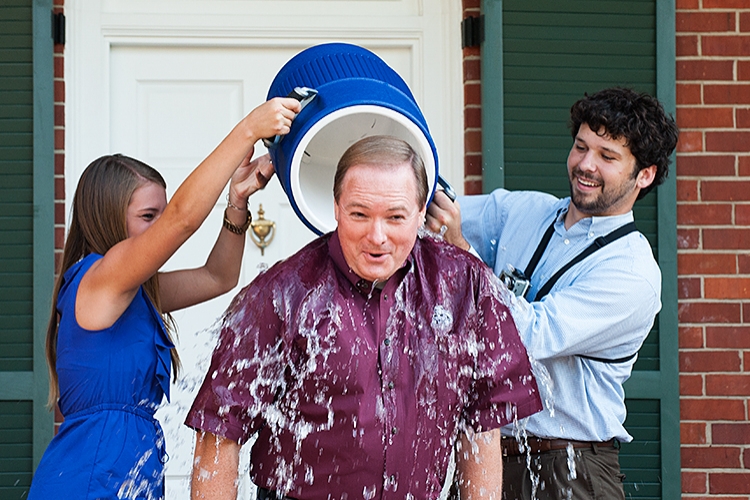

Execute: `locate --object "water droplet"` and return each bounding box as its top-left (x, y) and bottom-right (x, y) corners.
top-left (363, 484), bottom-right (377, 499)
top-left (431, 305), bottom-right (453, 332)
top-left (566, 442), bottom-right (577, 480)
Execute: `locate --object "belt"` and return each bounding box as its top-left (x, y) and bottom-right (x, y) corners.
top-left (501, 436), bottom-right (615, 456)
top-left (64, 402), bottom-right (157, 420)
top-left (63, 403), bottom-right (168, 465)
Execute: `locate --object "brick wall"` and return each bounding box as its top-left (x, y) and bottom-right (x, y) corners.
top-left (462, 0), bottom-right (483, 195)
top-left (52, 0), bottom-right (65, 433)
top-left (676, 1), bottom-right (750, 498)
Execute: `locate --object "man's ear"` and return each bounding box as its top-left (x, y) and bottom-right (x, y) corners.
top-left (333, 200), bottom-right (340, 223)
top-left (636, 165), bottom-right (657, 190)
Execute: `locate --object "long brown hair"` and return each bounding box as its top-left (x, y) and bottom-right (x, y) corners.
top-left (46, 154), bottom-right (181, 407)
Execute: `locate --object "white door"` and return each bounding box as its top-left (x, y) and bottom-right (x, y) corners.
top-left (66, 1), bottom-right (462, 497)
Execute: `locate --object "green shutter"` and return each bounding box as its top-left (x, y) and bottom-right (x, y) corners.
top-left (620, 399), bottom-right (662, 499)
top-left (481, 0), bottom-right (678, 498)
top-left (0, 0), bottom-right (34, 375)
top-left (0, 0), bottom-right (55, 496)
top-left (0, 401), bottom-right (33, 495)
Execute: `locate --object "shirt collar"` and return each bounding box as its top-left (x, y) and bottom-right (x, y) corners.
top-left (328, 230), bottom-right (414, 294)
top-left (557, 197), bottom-right (636, 236)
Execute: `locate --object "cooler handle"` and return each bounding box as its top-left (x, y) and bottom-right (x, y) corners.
top-left (437, 175), bottom-right (456, 202)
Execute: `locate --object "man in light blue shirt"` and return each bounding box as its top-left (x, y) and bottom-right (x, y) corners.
top-left (427, 87), bottom-right (679, 499)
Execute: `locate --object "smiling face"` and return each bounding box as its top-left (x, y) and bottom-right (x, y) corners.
top-left (565, 123), bottom-right (656, 226)
top-left (334, 162), bottom-right (426, 283)
top-left (126, 181), bottom-right (167, 238)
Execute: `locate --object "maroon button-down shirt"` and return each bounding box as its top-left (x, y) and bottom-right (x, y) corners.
top-left (186, 231), bottom-right (541, 499)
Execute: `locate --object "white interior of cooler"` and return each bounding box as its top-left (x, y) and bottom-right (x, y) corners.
top-left (289, 105), bottom-right (437, 234)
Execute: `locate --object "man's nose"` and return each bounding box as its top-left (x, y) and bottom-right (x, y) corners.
top-left (578, 150), bottom-right (597, 171)
top-left (367, 219), bottom-right (387, 245)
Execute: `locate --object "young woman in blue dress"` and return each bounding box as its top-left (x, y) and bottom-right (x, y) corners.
top-left (28, 97), bottom-right (300, 499)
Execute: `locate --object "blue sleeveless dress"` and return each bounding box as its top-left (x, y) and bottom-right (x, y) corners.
top-left (29, 254), bottom-right (174, 500)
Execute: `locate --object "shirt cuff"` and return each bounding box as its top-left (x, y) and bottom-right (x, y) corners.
top-left (184, 408), bottom-right (248, 444)
top-left (470, 396), bottom-right (544, 433)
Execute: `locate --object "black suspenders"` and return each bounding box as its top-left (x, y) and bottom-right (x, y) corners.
top-left (524, 216), bottom-right (639, 364)
top-left (528, 220), bottom-right (637, 302)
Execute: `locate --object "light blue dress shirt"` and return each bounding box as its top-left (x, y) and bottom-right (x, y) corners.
top-left (460, 189), bottom-right (661, 442)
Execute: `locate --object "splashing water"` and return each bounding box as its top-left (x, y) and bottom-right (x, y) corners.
top-left (363, 484), bottom-right (377, 499)
top-left (565, 442), bottom-right (577, 481)
top-left (431, 305), bottom-right (453, 332)
top-left (117, 445), bottom-right (161, 500)
top-left (529, 357), bottom-right (554, 419)
top-left (510, 417), bottom-right (541, 500)
top-left (418, 224), bottom-right (445, 241)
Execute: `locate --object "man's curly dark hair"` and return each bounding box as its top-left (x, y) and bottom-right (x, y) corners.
top-left (569, 87), bottom-right (679, 200)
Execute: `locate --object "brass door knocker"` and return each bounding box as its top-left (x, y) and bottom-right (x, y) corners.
top-left (250, 204), bottom-right (276, 256)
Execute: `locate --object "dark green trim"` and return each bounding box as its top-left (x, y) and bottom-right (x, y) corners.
top-left (480, 0), bottom-right (504, 190)
top-left (32, 0), bottom-right (55, 470)
top-left (654, 1), bottom-right (679, 498)
top-left (0, 372), bottom-right (34, 400)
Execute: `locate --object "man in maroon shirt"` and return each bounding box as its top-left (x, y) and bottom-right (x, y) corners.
top-left (186, 136), bottom-right (542, 499)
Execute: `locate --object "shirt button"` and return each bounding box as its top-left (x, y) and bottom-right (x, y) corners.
top-left (388, 381), bottom-right (395, 390)
top-left (564, 238), bottom-right (570, 245)
top-left (384, 293), bottom-right (388, 301)
top-left (384, 338), bottom-right (391, 346)
top-left (391, 426), bottom-right (398, 435)
top-left (589, 231), bottom-right (595, 238)
top-left (390, 474), bottom-right (396, 483)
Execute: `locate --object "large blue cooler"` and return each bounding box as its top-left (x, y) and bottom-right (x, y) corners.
top-left (266, 43), bottom-right (440, 235)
